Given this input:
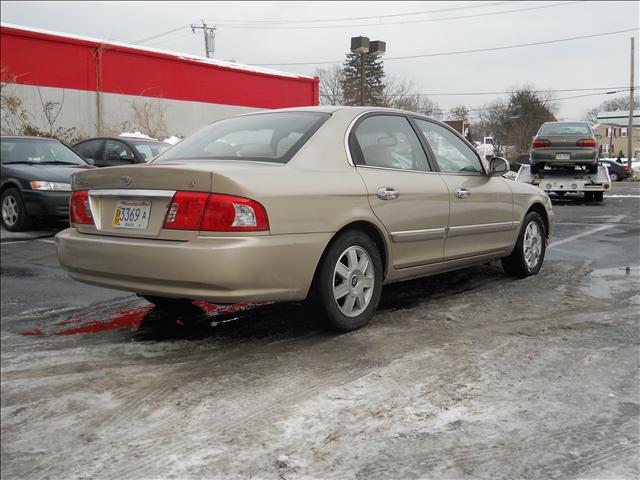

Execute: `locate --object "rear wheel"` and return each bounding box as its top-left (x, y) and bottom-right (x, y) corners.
top-left (609, 172), bottom-right (619, 182)
top-left (307, 230), bottom-right (383, 332)
top-left (502, 212), bottom-right (546, 278)
top-left (1, 188), bottom-right (32, 232)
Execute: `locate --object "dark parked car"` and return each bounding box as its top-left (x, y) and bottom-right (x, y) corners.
top-left (599, 158), bottom-right (631, 182)
top-left (73, 136), bottom-right (170, 167)
top-left (1, 136), bottom-right (93, 231)
top-left (510, 153), bottom-right (531, 172)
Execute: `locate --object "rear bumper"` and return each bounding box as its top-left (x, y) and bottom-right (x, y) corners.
top-left (530, 149), bottom-right (598, 166)
top-left (23, 191), bottom-right (70, 218)
top-left (56, 228), bottom-right (331, 303)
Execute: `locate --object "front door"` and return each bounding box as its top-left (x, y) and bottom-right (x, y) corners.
top-left (413, 119), bottom-right (515, 259)
top-left (350, 114), bottom-right (450, 269)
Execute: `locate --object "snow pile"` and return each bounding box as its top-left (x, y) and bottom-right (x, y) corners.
top-left (119, 131), bottom-right (155, 140)
top-left (163, 136), bottom-right (182, 145)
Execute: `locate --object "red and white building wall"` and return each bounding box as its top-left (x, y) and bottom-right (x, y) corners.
top-left (0, 24), bottom-right (320, 137)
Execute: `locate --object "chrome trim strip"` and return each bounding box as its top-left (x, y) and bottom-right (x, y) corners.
top-left (395, 248), bottom-right (508, 270)
top-left (356, 165), bottom-right (437, 174)
top-left (391, 227), bottom-right (447, 242)
top-left (447, 221), bottom-right (517, 237)
top-left (88, 189), bottom-right (176, 198)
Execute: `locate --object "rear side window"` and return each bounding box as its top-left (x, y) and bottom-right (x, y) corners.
top-left (538, 123), bottom-right (592, 136)
top-left (75, 140), bottom-right (103, 160)
top-left (155, 112), bottom-right (330, 164)
top-left (351, 115), bottom-right (430, 171)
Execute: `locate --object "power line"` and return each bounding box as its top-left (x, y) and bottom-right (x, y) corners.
top-left (253, 27), bottom-right (639, 66)
top-left (211, 1), bottom-right (583, 30)
top-left (131, 24), bottom-right (192, 44)
top-left (207, 1), bottom-right (513, 24)
top-left (387, 86), bottom-right (636, 98)
top-left (145, 31), bottom-right (195, 47)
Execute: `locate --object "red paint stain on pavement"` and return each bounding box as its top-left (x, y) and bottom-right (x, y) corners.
top-left (20, 301), bottom-right (264, 337)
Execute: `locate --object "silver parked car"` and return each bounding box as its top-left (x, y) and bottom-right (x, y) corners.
top-left (530, 122), bottom-right (598, 174)
top-left (56, 107), bottom-right (555, 331)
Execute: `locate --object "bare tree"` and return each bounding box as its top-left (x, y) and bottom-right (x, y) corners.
top-left (583, 95), bottom-right (640, 124)
top-left (37, 87), bottom-right (65, 136)
top-left (315, 66), bottom-right (344, 106)
top-left (130, 99), bottom-right (168, 139)
top-left (382, 77), bottom-right (441, 116)
top-left (448, 104), bottom-right (470, 123)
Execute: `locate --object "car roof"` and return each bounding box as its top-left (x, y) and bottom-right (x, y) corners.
top-left (0, 135), bottom-right (61, 141)
top-left (75, 136), bottom-right (165, 144)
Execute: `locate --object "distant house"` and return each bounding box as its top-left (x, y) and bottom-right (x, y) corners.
top-left (593, 110), bottom-right (639, 159)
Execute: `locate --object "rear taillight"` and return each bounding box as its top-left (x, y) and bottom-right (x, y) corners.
top-left (624, 166), bottom-right (629, 171)
top-left (532, 138), bottom-right (551, 148)
top-left (162, 192), bottom-right (209, 230)
top-left (69, 191), bottom-right (93, 225)
top-left (163, 192), bottom-right (269, 232)
top-left (576, 139), bottom-right (596, 148)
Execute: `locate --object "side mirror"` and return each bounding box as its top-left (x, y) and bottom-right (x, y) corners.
top-left (489, 157), bottom-right (510, 176)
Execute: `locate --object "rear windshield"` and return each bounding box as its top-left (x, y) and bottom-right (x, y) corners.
top-left (154, 112), bottom-right (330, 164)
top-left (538, 123), bottom-right (592, 136)
top-left (1, 137), bottom-right (87, 165)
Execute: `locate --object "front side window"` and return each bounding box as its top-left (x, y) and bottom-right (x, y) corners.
top-left (351, 115), bottom-right (429, 171)
top-left (414, 119), bottom-right (484, 174)
top-left (75, 140), bottom-right (103, 160)
top-left (104, 140), bottom-right (136, 165)
top-left (155, 112), bottom-right (330, 164)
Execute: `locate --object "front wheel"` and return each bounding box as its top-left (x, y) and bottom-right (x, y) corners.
top-left (609, 172), bottom-right (619, 182)
top-left (1, 188), bottom-right (32, 232)
top-left (502, 212), bottom-right (547, 278)
top-left (308, 230), bottom-right (383, 332)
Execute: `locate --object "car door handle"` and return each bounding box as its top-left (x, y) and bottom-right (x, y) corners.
top-left (454, 187), bottom-right (471, 199)
top-left (377, 187), bottom-right (400, 200)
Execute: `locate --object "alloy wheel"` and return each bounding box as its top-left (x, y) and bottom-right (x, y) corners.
top-left (523, 221), bottom-right (542, 271)
top-left (2, 195), bottom-right (18, 227)
top-left (332, 246), bottom-right (375, 317)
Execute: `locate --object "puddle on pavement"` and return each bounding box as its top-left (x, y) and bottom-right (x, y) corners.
top-left (578, 265), bottom-right (640, 303)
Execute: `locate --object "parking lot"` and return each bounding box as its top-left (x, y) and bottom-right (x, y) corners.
top-left (1, 183), bottom-right (639, 479)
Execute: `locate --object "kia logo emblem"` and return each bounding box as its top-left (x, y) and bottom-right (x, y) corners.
top-left (119, 176), bottom-right (132, 185)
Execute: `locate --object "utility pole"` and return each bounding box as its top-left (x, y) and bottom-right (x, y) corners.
top-left (191, 21), bottom-right (216, 58)
top-left (627, 36), bottom-right (635, 162)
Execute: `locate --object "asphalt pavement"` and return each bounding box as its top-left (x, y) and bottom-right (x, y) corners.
top-left (1, 183), bottom-right (639, 479)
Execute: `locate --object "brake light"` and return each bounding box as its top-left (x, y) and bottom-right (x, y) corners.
top-left (162, 192), bottom-right (269, 232)
top-left (532, 138), bottom-right (551, 148)
top-left (162, 192), bottom-right (209, 230)
top-left (202, 194), bottom-right (269, 231)
top-left (576, 139), bottom-right (596, 148)
top-left (624, 166), bottom-right (629, 171)
top-left (69, 191), bottom-right (93, 225)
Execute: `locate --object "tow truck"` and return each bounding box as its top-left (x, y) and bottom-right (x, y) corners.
top-left (515, 164), bottom-right (611, 201)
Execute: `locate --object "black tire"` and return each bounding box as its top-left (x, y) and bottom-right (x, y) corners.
top-left (609, 172), bottom-right (619, 182)
top-left (1, 188), bottom-right (32, 232)
top-left (501, 211), bottom-right (547, 278)
top-left (584, 191), bottom-right (594, 202)
top-left (307, 230), bottom-right (383, 332)
top-left (139, 295), bottom-right (194, 310)
top-left (593, 191), bottom-right (604, 202)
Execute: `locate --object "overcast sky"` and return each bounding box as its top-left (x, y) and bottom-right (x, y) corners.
top-left (2, 1), bottom-right (638, 120)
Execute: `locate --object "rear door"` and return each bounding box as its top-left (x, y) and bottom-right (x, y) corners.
top-left (413, 119), bottom-right (515, 259)
top-left (350, 114), bottom-right (450, 269)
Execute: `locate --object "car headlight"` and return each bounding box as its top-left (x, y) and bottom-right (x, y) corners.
top-left (30, 181), bottom-right (71, 191)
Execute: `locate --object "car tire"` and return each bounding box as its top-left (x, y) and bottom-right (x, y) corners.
top-left (501, 211), bottom-right (546, 279)
top-left (1, 188), bottom-right (32, 232)
top-left (609, 172), bottom-right (619, 182)
top-left (584, 191), bottom-right (594, 202)
top-left (307, 230), bottom-right (383, 332)
top-left (593, 191), bottom-right (604, 202)
top-left (140, 295), bottom-right (194, 309)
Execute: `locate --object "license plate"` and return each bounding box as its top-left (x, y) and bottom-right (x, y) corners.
top-left (555, 153), bottom-right (571, 160)
top-left (113, 200), bottom-right (151, 229)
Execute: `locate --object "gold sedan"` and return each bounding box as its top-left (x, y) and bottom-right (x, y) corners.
top-left (56, 107), bottom-right (554, 331)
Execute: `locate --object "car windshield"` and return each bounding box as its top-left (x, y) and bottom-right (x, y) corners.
top-left (1, 137), bottom-right (87, 165)
top-left (538, 123), bottom-right (592, 136)
top-left (154, 112), bottom-right (330, 164)
top-left (130, 141), bottom-right (170, 162)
